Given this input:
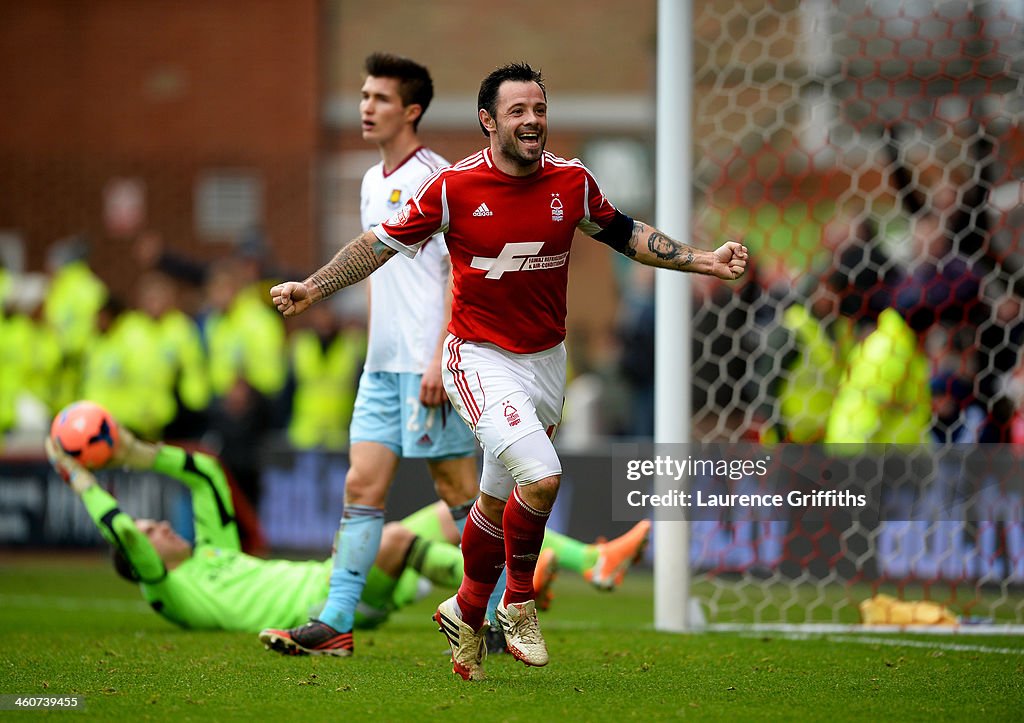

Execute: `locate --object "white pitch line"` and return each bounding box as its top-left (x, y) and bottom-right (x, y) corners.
top-left (711, 622), bottom-right (1024, 636)
top-left (825, 635), bottom-right (1024, 656)
top-left (732, 628), bottom-right (1024, 656)
top-left (0, 594), bottom-right (150, 614)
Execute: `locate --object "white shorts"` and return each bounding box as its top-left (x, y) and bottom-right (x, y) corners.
top-left (441, 335), bottom-right (565, 459)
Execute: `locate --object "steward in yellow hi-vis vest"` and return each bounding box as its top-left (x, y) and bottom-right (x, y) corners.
top-left (159, 308), bottom-right (211, 418)
top-left (81, 299), bottom-right (139, 433)
top-left (205, 279), bottom-right (287, 399)
top-left (82, 275), bottom-right (212, 442)
top-left (0, 306), bottom-right (62, 438)
top-left (44, 257), bottom-right (107, 358)
top-left (44, 251), bottom-right (108, 409)
top-left (135, 272), bottom-right (211, 430)
top-left (776, 303), bottom-right (855, 443)
top-left (825, 308), bottom-right (931, 445)
top-left (0, 311), bottom-right (10, 436)
top-left (287, 305), bottom-right (366, 451)
top-left (82, 302), bottom-right (172, 440)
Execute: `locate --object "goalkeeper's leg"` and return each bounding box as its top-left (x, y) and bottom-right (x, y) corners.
top-left (356, 520), bottom-right (465, 627)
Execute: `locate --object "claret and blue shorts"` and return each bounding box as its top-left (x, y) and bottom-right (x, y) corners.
top-left (349, 370), bottom-right (477, 459)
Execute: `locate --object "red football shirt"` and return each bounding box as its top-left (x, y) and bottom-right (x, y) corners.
top-left (374, 149), bottom-right (621, 353)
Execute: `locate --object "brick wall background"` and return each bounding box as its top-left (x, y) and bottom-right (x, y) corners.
top-left (0, 0), bottom-right (661, 343)
top-left (0, 0), bottom-right (320, 299)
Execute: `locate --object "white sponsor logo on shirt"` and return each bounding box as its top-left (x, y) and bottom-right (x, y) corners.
top-left (470, 242), bottom-right (568, 279)
top-left (386, 204), bottom-right (411, 227)
top-left (472, 202), bottom-right (494, 217)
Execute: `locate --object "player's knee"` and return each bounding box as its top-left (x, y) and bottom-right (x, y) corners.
top-left (375, 522), bottom-right (414, 576)
top-left (530, 474), bottom-right (560, 493)
top-left (344, 466), bottom-right (390, 506)
top-left (428, 457), bottom-right (478, 507)
top-left (519, 474), bottom-right (560, 509)
top-left (477, 491), bottom-right (506, 525)
top-left (381, 521), bottom-right (413, 550)
top-left (433, 480), bottom-right (476, 511)
top-left (498, 429), bottom-right (561, 486)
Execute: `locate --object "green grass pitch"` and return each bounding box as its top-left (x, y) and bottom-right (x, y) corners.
top-left (1, 553), bottom-right (1021, 721)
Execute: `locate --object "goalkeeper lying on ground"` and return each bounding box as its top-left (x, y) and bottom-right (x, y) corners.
top-left (45, 419), bottom-right (650, 637)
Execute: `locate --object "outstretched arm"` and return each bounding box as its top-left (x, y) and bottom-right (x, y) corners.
top-left (619, 220), bottom-right (748, 280)
top-left (114, 425), bottom-right (240, 551)
top-left (45, 437), bottom-right (167, 584)
top-left (271, 230), bottom-right (397, 317)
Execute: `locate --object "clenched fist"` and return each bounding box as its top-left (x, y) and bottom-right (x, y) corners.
top-left (270, 281), bottom-right (315, 318)
top-left (712, 241), bottom-right (748, 280)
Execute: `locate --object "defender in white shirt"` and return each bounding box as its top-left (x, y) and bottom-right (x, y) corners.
top-left (260, 53), bottom-right (477, 658)
top-left (359, 146), bottom-right (450, 375)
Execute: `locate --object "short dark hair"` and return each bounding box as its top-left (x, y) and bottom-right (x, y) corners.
top-left (364, 52), bottom-right (434, 130)
top-left (477, 62), bottom-right (546, 137)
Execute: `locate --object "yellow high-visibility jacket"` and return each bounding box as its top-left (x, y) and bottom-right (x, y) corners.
top-left (825, 309), bottom-right (931, 445)
top-left (287, 329), bottom-right (365, 451)
top-left (778, 304), bottom-right (854, 443)
top-left (206, 286), bottom-right (286, 398)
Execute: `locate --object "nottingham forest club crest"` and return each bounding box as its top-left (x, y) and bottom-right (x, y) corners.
top-left (550, 193), bottom-right (563, 222)
top-left (387, 189), bottom-right (402, 208)
top-left (503, 401), bottom-right (521, 427)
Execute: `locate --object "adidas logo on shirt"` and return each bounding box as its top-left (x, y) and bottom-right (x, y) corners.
top-left (472, 202), bottom-right (493, 217)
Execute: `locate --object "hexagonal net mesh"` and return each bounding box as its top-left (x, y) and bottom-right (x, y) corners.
top-left (683, 0), bottom-right (1024, 625)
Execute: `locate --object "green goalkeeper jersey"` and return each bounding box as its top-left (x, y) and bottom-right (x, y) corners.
top-left (80, 445), bottom-right (330, 632)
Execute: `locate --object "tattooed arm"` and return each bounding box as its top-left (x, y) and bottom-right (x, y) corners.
top-left (270, 230), bottom-right (397, 317)
top-left (621, 221), bottom-right (748, 280)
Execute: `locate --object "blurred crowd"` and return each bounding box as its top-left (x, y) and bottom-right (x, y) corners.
top-left (599, 124), bottom-right (1024, 450)
top-left (0, 229), bottom-right (366, 509)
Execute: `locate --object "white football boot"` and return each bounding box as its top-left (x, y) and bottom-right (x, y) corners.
top-left (496, 598), bottom-right (549, 667)
top-left (434, 595), bottom-right (487, 681)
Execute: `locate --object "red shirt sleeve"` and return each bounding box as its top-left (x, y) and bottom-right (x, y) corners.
top-left (576, 167), bottom-right (620, 237)
top-left (373, 173), bottom-right (448, 258)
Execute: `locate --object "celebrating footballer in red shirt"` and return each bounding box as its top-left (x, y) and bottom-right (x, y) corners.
top-left (271, 61), bottom-right (747, 682)
top-left (377, 147), bottom-right (621, 353)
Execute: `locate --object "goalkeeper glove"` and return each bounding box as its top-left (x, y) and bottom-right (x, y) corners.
top-left (44, 437), bottom-right (97, 495)
top-left (111, 425), bottom-right (160, 471)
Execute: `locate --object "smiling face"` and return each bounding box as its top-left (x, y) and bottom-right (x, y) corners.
top-left (481, 80), bottom-right (548, 176)
top-left (359, 75), bottom-right (419, 146)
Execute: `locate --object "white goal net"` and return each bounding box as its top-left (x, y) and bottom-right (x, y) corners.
top-left (678, 0), bottom-right (1024, 628)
